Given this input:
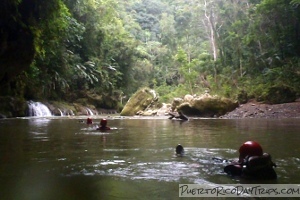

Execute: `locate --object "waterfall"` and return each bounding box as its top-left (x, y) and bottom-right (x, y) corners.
top-left (86, 108), bottom-right (94, 116)
top-left (68, 110), bottom-right (75, 116)
top-left (57, 108), bottom-right (64, 116)
top-left (27, 101), bottom-right (52, 117)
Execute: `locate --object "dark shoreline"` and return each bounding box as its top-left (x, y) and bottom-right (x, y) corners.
top-left (220, 101), bottom-right (300, 119)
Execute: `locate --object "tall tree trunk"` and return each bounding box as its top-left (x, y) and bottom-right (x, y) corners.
top-left (203, 0), bottom-right (218, 84)
top-left (204, 0), bottom-right (218, 62)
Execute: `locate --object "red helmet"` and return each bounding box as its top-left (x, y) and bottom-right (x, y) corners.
top-left (100, 119), bottom-right (107, 126)
top-left (239, 141), bottom-right (263, 159)
top-left (87, 117), bottom-right (93, 124)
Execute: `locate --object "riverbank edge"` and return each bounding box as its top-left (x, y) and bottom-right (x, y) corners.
top-left (0, 96), bottom-right (299, 119)
top-left (220, 100), bottom-right (300, 119)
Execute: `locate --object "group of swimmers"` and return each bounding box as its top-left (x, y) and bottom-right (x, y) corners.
top-left (176, 141), bottom-right (277, 180)
top-left (86, 117), bottom-right (111, 131)
top-left (169, 112), bottom-right (277, 180)
top-left (87, 117), bottom-right (277, 180)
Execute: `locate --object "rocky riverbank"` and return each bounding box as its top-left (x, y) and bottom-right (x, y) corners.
top-left (221, 100), bottom-right (300, 119)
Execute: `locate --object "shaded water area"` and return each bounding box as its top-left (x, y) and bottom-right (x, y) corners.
top-left (0, 117), bottom-right (300, 199)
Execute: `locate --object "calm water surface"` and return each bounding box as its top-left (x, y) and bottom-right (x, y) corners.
top-left (0, 117), bottom-right (300, 199)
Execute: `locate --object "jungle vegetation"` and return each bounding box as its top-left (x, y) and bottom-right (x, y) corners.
top-left (1, 0), bottom-right (300, 109)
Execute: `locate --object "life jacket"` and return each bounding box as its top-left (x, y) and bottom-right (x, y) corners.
top-left (224, 153), bottom-right (277, 179)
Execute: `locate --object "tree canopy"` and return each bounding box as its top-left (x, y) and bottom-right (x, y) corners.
top-left (0, 0), bottom-right (299, 108)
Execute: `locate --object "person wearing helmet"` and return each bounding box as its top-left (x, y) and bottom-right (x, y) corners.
top-left (86, 117), bottom-right (93, 125)
top-left (224, 141), bottom-right (277, 179)
top-left (96, 119), bottom-right (111, 131)
top-left (238, 141), bottom-right (263, 163)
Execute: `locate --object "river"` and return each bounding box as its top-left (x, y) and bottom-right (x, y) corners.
top-left (0, 117), bottom-right (299, 199)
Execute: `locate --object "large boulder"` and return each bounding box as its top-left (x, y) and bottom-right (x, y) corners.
top-left (136, 103), bottom-right (172, 116)
top-left (156, 103), bottom-right (172, 116)
top-left (171, 98), bottom-right (184, 111)
top-left (175, 94), bottom-right (238, 117)
top-left (120, 87), bottom-right (158, 116)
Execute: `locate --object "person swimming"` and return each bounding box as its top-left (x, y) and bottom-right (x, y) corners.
top-left (175, 144), bottom-right (184, 156)
top-left (169, 111), bottom-right (188, 121)
top-left (86, 117), bottom-right (93, 124)
top-left (96, 119), bottom-right (111, 131)
top-left (224, 141), bottom-right (277, 179)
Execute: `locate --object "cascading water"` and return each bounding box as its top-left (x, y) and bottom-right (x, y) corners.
top-left (86, 108), bottom-right (94, 116)
top-left (27, 101), bottom-right (52, 117)
top-left (57, 108), bottom-right (64, 116)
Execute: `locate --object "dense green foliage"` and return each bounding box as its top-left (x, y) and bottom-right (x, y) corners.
top-left (0, 0), bottom-right (299, 108)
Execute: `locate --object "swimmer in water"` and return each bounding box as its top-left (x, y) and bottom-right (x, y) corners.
top-left (224, 141), bottom-right (277, 179)
top-left (169, 111), bottom-right (188, 121)
top-left (96, 119), bottom-right (111, 131)
top-left (175, 144), bottom-right (184, 156)
top-left (86, 117), bottom-right (93, 124)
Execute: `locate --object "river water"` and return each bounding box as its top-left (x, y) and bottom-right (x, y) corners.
top-left (0, 117), bottom-right (300, 199)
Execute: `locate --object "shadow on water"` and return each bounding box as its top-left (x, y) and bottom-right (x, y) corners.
top-left (0, 117), bottom-right (299, 199)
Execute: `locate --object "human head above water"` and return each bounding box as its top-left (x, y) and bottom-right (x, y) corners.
top-left (100, 119), bottom-right (107, 126)
top-left (87, 117), bottom-right (93, 124)
top-left (239, 141), bottom-right (263, 161)
top-left (176, 144), bottom-right (184, 155)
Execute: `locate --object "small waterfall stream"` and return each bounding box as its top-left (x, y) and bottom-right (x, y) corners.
top-left (27, 101), bottom-right (52, 117)
top-left (57, 108), bottom-right (64, 116)
top-left (86, 108), bottom-right (94, 116)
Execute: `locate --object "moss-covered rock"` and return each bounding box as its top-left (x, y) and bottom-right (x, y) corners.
top-left (46, 101), bottom-right (77, 116)
top-left (171, 98), bottom-right (184, 111)
top-left (176, 94), bottom-right (238, 117)
top-left (120, 87), bottom-right (158, 116)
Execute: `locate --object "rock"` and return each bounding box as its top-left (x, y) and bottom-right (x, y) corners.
top-left (184, 94), bottom-right (194, 102)
top-left (46, 101), bottom-right (77, 116)
top-left (171, 98), bottom-right (184, 111)
top-left (135, 103), bottom-right (171, 116)
top-left (120, 87), bottom-right (158, 116)
top-left (142, 110), bottom-right (157, 116)
top-left (175, 94), bottom-right (238, 117)
top-left (156, 103), bottom-right (172, 116)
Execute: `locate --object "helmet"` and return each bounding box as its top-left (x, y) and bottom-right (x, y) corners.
top-left (87, 117), bottom-right (93, 124)
top-left (239, 141), bottom-right (263, 159)
top-left (100, 119), bottom-right (107, 126)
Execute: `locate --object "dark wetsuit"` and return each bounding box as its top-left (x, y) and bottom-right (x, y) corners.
top-left (224, 153), bottom-right (277, 179)
top-left (176, 144), bottom-right (184, 155)
top-left (169, 112), bottom-right (188, 121)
